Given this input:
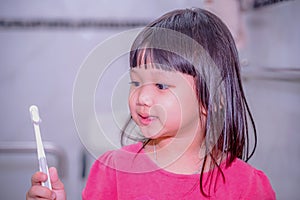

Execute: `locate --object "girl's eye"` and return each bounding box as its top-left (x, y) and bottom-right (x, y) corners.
top-left (156, 83), bottom-right (169, 90)
top-left (129, 81), bottom-right (140, 87)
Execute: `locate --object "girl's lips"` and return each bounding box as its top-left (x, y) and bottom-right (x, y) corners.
top-left (138, 114), bottom-right (156, 126)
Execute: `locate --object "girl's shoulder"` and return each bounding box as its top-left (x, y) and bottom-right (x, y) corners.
top-left (216, 158), bottom-right (276, 199)
top-left (83, 143), bottom-right (144, 199)
top-left (96, 142), bottom-right (155, 173)
top-left (225, 158), bottom-right (271, 183)
top-left (97, 142), bottom-right (143, 161)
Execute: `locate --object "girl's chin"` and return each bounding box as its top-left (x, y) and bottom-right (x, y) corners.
top-left (139, 127), bottom-right (163, 139)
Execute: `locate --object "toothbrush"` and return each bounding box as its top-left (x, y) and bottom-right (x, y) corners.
top-left (29, 105), bottom-right (52, 190)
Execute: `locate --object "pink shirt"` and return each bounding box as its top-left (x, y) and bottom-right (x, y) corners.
top-left (82, 143), bottom-right (275, 200)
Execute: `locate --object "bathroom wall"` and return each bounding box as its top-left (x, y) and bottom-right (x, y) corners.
top-left (241, 2), bottom-right (300, 199)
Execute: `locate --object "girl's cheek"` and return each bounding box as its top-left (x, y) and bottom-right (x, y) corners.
top-left (128, 94), bottom-right (137, 116)
top-left (128, 90), bottom-right (136, 106)
top-left (128, 104), bottom-right (138, 124)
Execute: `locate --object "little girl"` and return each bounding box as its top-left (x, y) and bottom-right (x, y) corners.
top-left (27, 8), bottom-right (275, 200)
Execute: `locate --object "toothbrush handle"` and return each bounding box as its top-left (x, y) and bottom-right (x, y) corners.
top-left (39, 157), bottom-right (52, 190)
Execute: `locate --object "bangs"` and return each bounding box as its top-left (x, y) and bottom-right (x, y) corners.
top-left (130, 47), bottom-right (197, 77)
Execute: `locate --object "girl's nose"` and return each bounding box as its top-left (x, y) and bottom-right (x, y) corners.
top-left (137, 85), bottom-right (154, 107)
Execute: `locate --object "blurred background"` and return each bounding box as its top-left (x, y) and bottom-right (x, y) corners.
top-left (0, 0), bottom-right (299, 199)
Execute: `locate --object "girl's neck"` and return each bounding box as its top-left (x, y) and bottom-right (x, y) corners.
top-left (145, 134), bottom-right (209, 175)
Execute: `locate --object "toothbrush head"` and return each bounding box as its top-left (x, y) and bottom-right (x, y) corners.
top-left (29, 105), bottom-right (41, 124)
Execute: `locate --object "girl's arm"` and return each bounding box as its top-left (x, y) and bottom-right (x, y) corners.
top-left (26, 167), bottom-right (66, 200)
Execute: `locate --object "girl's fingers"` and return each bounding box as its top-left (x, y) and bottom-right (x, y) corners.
top-left (49, 167), bottom-right (64, 190)
top-left (31, 171), bottom-right (47, 186)
top-left (27, 185), bottom-right (55, 199)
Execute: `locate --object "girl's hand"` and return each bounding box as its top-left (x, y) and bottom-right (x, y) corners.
top-left (26, 167), bottom-right (66, 200)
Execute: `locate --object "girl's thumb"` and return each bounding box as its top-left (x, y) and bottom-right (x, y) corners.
top-left (49, 167), bottom-right (64, 190)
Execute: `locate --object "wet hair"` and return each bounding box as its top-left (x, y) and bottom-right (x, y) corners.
top-left (121, 8), bottom-right (257, 196)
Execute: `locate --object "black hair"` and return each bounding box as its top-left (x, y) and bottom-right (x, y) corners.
top-left (121, 8), bottom-right (257, 196)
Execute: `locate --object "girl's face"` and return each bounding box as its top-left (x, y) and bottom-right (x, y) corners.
top-left (129, 66), bottom-right (203, 140)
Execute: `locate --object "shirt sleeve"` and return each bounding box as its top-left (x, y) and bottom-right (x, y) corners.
top-left (82, 151), bottom-right (117, 200)
top-left (242, 169), bottom-right (276, 200)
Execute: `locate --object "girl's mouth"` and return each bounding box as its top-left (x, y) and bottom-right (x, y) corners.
top-left (138, 114), bottom-right (156, 126)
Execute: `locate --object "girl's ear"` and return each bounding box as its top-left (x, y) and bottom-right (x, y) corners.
top-left (199, 106), bottom-right (207, 129)
top-left (200, 105), bottom-right (207, 116)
